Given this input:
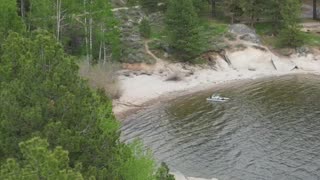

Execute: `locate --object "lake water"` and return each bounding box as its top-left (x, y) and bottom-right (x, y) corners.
top-left (121, 74), bottom-right (320, 180)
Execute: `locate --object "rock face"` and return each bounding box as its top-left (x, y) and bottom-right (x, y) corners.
top-left (229, 24), bottom-right (261, 44)
top-left (114, 8), bottom-right (149, 63)
top-left (114, 7), bottom-right (164, 64)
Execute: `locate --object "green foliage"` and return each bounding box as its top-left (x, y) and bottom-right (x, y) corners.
top-left (139, 0), bottom-right (159, 13)
top-left (254, 22), bottom-right (274, 35)
top-left (139, 18), bottom-right (152, 38)
top-left (301, 32), bottom-right (320, 47)
top-left (238, 0), bottom-right (267, 26)
top-left (165, 0), bottom-right (203, 61)
top-left (27, 0), bottom-right (53, 31)
top-left (278, 0), bottom-right (304, 47)
top-left (118, 140), bottom-right (156, 180)
top-left (0, 0), bottom-right (25, 39)
top-left (0, 137), bottom-right (83, 180)
top-left (223, 0), bottom-right (244, 20)
top-left (127, 0), bottom-right (140, 6)
top-left (156, 162), bottom-right (175, 180)
top-left (0, 31), bottom-right (163, 179)
top-left (86, 0), bottom-right (122, 62)
top-left (192, 0), bottom-right (209, 15)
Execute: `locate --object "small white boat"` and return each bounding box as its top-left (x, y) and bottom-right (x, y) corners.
top-left (207, 95), bottom-right (229, 102)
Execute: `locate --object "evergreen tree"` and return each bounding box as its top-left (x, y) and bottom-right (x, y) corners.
top-left (165, 0), bottom-right (203, 61)
top-left (156, 162), bottom-right (175, 180)
top-left (0, 32), bottom-right (159, 179)
top-left (192, 0), bottom-right (209, 15)
top-left (223, 0), bottom-right (244, 23)
top-left (278, 0), bottom-right (304, 47)
top-left (139, 0), bottom-right (159, 13)
top-left (0, 0), bottom-right (24, 40)
top-left (26, 0), bottom-right (53, 31)
top-left (0, 137), bottom-right (83, 180)
top-left (239, 0), bottom-right (266, 26)
top-left (139, 18), bottom-right (152, 38)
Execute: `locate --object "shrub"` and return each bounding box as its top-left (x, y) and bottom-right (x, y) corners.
top-left (79, 61), bottom-right (122, 99)
top-left (278, 27), bottom-right (304, 47)
top-left (139, 18), bottom-right (152, 39)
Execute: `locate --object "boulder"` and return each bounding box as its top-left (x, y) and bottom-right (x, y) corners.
top-left (229, 24), bottom-right (261, 44)
top-left (240, 34), bottom-right (261, 44)
top-left (229, 24), bottom-right (256, 35)
top-left (296, 46), bottom-right (310, 57)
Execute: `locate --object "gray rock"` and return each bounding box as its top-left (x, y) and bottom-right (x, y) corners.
top-left (229, 24), bottom-right (256, 35)
top-left (296, 46), bottom-right (310, 57)
top-left (229, 24), bottom-right (261, 44)
top-left (240, 34), bottom-right (261, 44)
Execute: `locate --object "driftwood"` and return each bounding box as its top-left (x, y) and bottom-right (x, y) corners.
top-left (271, 59), bottom-right (277, 70)
top-left (291, 66), bottom-right (299, 71)
top-left (219, 50), bottom-right (232, 66)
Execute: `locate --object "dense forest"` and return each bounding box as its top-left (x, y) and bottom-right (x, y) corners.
top-left (0, 0), bottom-right (319, 179)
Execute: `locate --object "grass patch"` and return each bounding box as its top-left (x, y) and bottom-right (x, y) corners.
top-left (301, 32), bottom-right (320, 46)
top-left (254, 22), bottom-right (275, 35)
top-left (254, 22), bottom-right (320, 47)
top-left (199, 19), bottom-right (228, 38)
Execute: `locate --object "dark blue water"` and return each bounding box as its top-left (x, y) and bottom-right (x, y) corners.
top-left (121, 74), bottom-right (320, 180)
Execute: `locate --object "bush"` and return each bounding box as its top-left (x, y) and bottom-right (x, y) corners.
top-left (139, 18), bottom-right (152, 39)
top-left (278, 27), bottom-right (304, 47)
top-left (139, 0), bottom-right (159, 13)
top-left (165, 0), bottom-right (203, 61)
top-left (156, 162), bottom-right (175, 180)
top-left (79, 61), bottom-right (122, 99)
top-left (277, 0), bottom-right (303, 47)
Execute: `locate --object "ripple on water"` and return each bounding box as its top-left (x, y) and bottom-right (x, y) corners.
top-left (121, 74), bottom-right (320, 180)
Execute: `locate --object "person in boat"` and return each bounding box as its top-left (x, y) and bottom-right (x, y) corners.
top-left (211, 95), bottom-right (222, 99)
top-left (211, 94), bottom-right (228, 100)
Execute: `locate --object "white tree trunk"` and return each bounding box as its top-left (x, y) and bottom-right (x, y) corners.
top-left (20, 0), bottom-right (25, 19)
top-left (84, 0), bottom-right (90, 63)
top-left (89, 17), bottom-right (93, 62)
top-left (103, 43), bottom-right (107, 64)
top-left (99, 41), bottom-right (102, 61)
top-left (56, 0), bottom-right (62, 41)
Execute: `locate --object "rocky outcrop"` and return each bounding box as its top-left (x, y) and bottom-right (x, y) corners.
top-left (229, 24), bottom-right (261, 44)
top-left (114, 8), bottom-right (150, 63)
top-left (114, 7), bottom-right (164, 64)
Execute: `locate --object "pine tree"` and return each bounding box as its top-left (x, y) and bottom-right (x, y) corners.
top-left (278, 0), bottom-right (304, 47)
top-left (139, 18), bottom-right (152, 38)
top-left (239, 0), bottom-right (266, 26)
top-left (165, 0), bottom-right (202, 61)
top-left (0, 0), bottom-right (24, 39)
top-left (0, 31), bottom-right (164, 179)
top-left (192, 0), bottom-right (209, 15)
top-left (0, 137), bottom-right (83, 180)
top-left (139, 0), bottom-right (159, 13)
top-left (27, 0), bottom-right (53, 31)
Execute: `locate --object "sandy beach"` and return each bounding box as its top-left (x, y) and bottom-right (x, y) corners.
top-left (113, 46), bottom-right (320, 121)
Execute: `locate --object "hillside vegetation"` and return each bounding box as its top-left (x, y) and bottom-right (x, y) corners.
top-left (0, 0), bottom-right (319, 179)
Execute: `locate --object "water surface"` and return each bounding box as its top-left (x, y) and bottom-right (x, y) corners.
top-left (121, 74), bottom-right (320, 180)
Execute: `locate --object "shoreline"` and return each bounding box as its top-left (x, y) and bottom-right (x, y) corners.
top-left (113, 46), bottom-right (320, 120)
top-left (113, 46), bottom-right (320, 180)
top-left (115, 71), bottom-right (319, 121)
top-left (114, 71), bottom-right (312, 120)
top-left (115, 71), bottom-right (320, 180)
